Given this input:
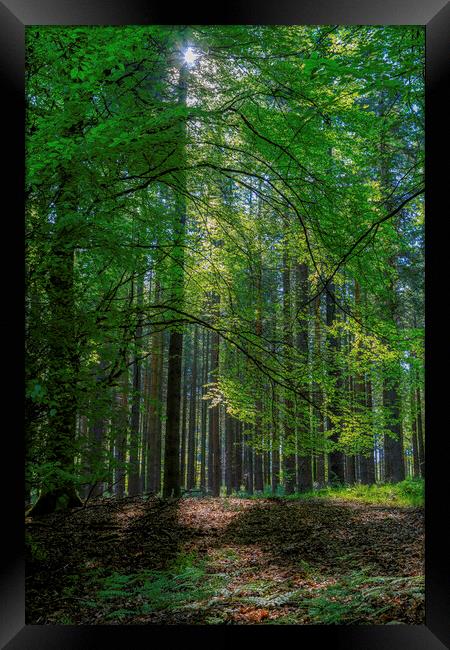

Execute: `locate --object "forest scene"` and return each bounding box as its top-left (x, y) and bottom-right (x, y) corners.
top-left (25, 25), bottom-right (424, 625)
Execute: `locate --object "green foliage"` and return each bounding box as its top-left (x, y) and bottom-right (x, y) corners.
top-left (301, 571), bottom-right (424, 624)
top-left (232, 478), bottom-right (424, 507)
top-left (25, 24), bottom-right (424, 499)
top-left (282, 478), bottom-right (424, 507)
top-left (25, 532), bottom-right (48, 563)
top-left (89, 551), bottom-right (227, 621)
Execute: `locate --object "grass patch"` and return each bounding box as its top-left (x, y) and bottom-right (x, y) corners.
top-left (235, 479), bottom-right (425, 507)
top-left (296, 479), bottom-right (424, 507)
top-left (234, 478), bottom-right (424, 507)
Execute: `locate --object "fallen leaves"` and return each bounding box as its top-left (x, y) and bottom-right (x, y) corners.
top-left (234, 606), bottom-right (270, 622)
top-left (26, 496), bottom-right (424, 625)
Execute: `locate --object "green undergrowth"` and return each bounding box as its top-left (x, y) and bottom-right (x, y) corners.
top-left (85, 561), bottom-right (423, 624)
top-left (234, 478), bottom-right (424, 507)
top-left (83, 551), bottom-right (227, 622)
top-left (63, 559), bottom-right (424, 625)
top-left (288, 478), bottom-right (424, 507)
top-left (264, 570), bottom-right (424, 624)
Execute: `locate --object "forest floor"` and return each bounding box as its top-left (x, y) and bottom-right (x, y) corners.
top-left (25, 496), bottom-right (424, 625)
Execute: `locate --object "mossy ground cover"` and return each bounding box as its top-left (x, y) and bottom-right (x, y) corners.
top-left (289, 478), bottom-right (424, 508)
top-left (235, 478), bottom-right (424, 508)
top-left (26, 493), bottom-right (424, 625)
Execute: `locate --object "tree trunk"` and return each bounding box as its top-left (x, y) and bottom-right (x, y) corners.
top-left (326, 283), bottom-right (345, 485)
top-left (383, 385), bottom-right (405, 483)
top-left (140, 358), bottom-right (151, 493)
top-left (314, 294), bottom-right (325, 487)
top-left (208, 329), bottom-right (221, 496)
top-left (162, 60), bottom-right (188, 499)
top-left (253, 252), bottom-right (264, 492)
top-left (180, 353), bottom-right (189, 490)
top-left (244, 428), bottom-right (254, 495)
top-left (114, 366), bottom-right (129, 498)
top-left (282, 242), bottom-right (295, 494)
top-left (225, 412), bottom-right (233, 495)
top-left (187, 326), bottom-right (198, 490)
top-left (200, 329), bottom-right (209, 492)
top-left (87, 416), bottom-right (105, 498)
top-left (28, 187), bottom-right (82, 515)
top-left (416, 385), bottom-right (425, 477)
top-left (271, 401), bottom-right (280, 494)
top-left (128, 277), bottom-right (143, 496)
top-left (163, 329), bottom-right (184, 498)
top-left (345, 455), bottom-right (356, 485)
top-left (360, 378), bottom-right (376, 484)
top-left (147, 299), bottom-right (163, 494)
top-left (234, 420), bottom-right (243, 492)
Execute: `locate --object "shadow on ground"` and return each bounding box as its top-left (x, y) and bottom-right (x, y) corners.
top-left (25, 496), bottom-right (424, 624)
top-left (215, 499), bottom-right (423, 577)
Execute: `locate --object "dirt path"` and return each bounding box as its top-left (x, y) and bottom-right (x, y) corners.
top-left (25, 497), bottom-right (424, 625)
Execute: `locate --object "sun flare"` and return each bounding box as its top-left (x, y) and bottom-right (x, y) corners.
top-left (184, 46), bottom-right (197, 65)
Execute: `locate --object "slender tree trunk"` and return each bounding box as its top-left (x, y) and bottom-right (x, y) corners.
top-left (271, 425), bottom-right (280, 494)
top-left (282, 242), bottom-right (295, 494)
top-left (78, 415), bottom-right (89, 499)
top-left (345, 455), bottom-right (356, 485)
top-left (294, 262), bottom-right (312, 492)
top-left (208, 328), bottom-right (221, 496)
top-left (361, 377), bottom-right (376, 484)
top-left (353, 281), bottom-right (372, 485)
top-left (253, 252), bottom-right (264, 492)
top-left (88, 416), bottom-right (105, 498)
top-left (411, 391), bottom-right (420, 478)
top-left (162, 60), bottom-right (188, 499)
top-left (244, 428), bottom-right (254, 495)
top-left (383, 384), bottom-right (405, 483)
top-left (187, 326), bottom-right (198, 490)
top-left (128, 277), bottom-right (143, 496)
top-left (200, 329), bottom-right (209, 492)
top-left (314, 294), bottom-right (325, 487)
top-left (416, 385), bottom-right (425, 477)
top-left (253, 432), bottom-right (263, 491)
top-left (114, 365), bottom-right (129, 498)
top-left (270, 287), bottom-right (280, 495)
top-left (264, 447), bottom-right (270, 489)
top-left (225, 412), bottom-right (233, 495)
top-left (382, 274), bottom-right (405, 485)
top-left (326, 283), bottom-right (345, 485)
top-left (180, 354), bottom-right (189, 490)
top-left (147, 319), bottom-right (163, 493)
top-left (140, 358), bottom-right (151, 493)
top-left (234, 420), bottom-right (243, 492)
top-left (163, 328), bottom-right (184, 498)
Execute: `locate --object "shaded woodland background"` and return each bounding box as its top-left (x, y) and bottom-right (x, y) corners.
top-left (25, 25), bottom-right (424, 514)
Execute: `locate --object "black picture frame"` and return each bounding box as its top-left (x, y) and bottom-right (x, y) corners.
top-left (2, 1), bottom-right (448, 647)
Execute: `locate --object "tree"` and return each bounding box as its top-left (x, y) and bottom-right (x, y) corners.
top-left (26, 25), bottom-right (424, 508)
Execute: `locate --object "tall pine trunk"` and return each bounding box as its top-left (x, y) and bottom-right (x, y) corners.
top-left (162, 58), bottom-right (188, 498)
top-left (208, 329), bottom-right (221, 496)
top-left (282, 240), bottom-right (295, 494)
top-left (326, 283), bottom-right (345, 485)
top-left (128, 276), bottom-right (143, 496)
top-left (295, 262), bottom-right (312, 492)
top-left (200, 329), bottom-right (209, 492)
top-left (186, 326), bottom-right (198, 489)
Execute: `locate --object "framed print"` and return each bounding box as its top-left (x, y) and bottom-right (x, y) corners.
top-left (1, 0), bottom-right (448, 648)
